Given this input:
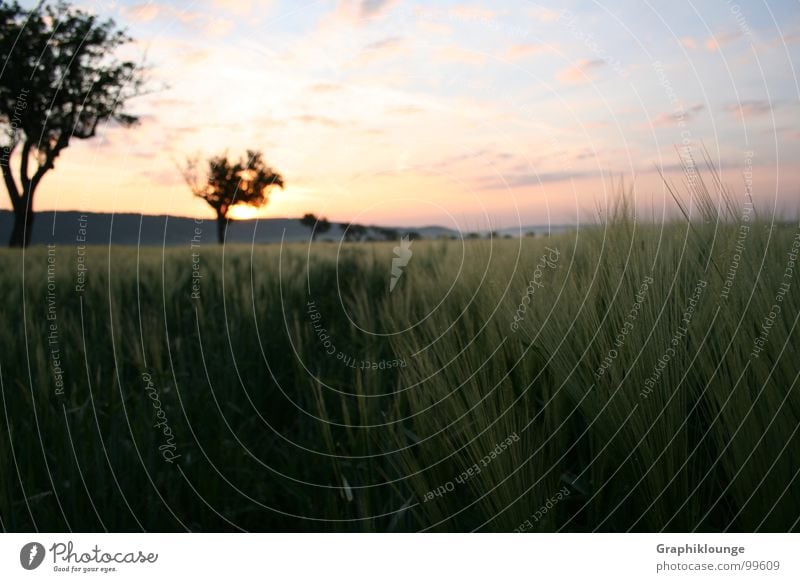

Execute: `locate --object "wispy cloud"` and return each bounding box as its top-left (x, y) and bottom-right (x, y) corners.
top-left (477, 156), bottom-right (741, 190)
top-left (761, 29), bottom-right (800, 49)
top-left (363, 36), bottom-right (405, 51)
top-left (651, 104), bottom-right (705, 127)
top-left (682, 31), bottom-right (743, 52)
top-left (724, 100), bottom-right (773, 119)
top-left (212, 0), bottom-right (253, 15)
top-left (705, 30), bottom-right (742, 51)
top-left (357, 36), bottom-right (408, 62)
top-left (417, 19), bottom-right (452, 36)
top-left (309, 83), bottom-right (344, 93)
top-left (557, 58), bottom-right (606, 84)
top-left (451, 5), bottom-right (496, 22)
top-left (505, 43), bottom-right (551, 61)
top-left (387, 105), bottom-right (425, 115)
top-left (294, 114), bottom-right (344, 128)
top-left (479, 169), bottom-right (599, 190)
top-left (122, 3), bottom-right (160, 22)
top-left (121, 3), bottom-right (234, 37)
top-left (336, 0), bottom-right (399, 22)
top-left (436, 45), bottom-right (487, 66)
top-left (205, 19), bottom-right (235, 37)
top-left (529, 7), bottom-right (562, 23)
top-left (434, 149), bottom-right (517, 171)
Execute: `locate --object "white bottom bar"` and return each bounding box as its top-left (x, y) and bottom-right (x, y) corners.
top-left (1, 534), bottom-right (797, 581)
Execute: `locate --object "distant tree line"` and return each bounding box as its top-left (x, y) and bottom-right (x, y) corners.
top-left (298, 213), bottom-right (421, 243)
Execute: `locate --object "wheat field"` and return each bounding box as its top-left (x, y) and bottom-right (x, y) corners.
top-left (1, 205), bottom-right (799, 532)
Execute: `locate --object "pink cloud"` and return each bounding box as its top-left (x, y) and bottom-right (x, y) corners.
top-left (211, 0), bottom-right (274, 15)
top-left (557, 59), bottom-right (606, 85)
top-left (387, 105), bottom-right (425, 115)
top-left (122, 4), bottom-right (161, 22)
top-left (530, 7), bottom-right (562, 23)
top-left (724, 100), bottom-right (773, 119)
top-left (505, 43), bottom-right (551, 61)
top-left (204, 19), bottom-right (235, 37)
top-left (436, 46), bottom-right (488, 66)
top-left (121, 3), bottom-right (234, 38)
top-left (363, 37), bottom-right (405, 51)
top-left (705, 31), bottom-right (742, 51)
top-left (294, 114), bottom-right (343, 128)
top-left (336, 0), bottom-right (398, 22)
top-left (417, 20), bottom-right (452, 36)
top-left (309, 83), bottom-right (344, 94)
top-left (651, 104), bottom-right (705, 127)
top-left (212, 0), bottom-right (253, 15)
top-left (357, 37), bottom-right (408, 63)
top-left (451, 5), bottom-right (496, 22)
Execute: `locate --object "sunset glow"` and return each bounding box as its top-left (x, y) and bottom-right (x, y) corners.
top-left (7, 0), bottom-right (800, 228)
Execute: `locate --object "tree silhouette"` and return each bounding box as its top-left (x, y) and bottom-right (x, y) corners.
top-left (299, 213), bottom-right (330, 241)
top-left (317, 217), bottom-right (331, 239)
top-left (0, 1), bottom-right (146, 247)
top-left (183, 150), bottom-right (284, 244)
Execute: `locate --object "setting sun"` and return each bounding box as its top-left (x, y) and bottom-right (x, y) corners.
top-left (227, 205), bottom-right (259, 220)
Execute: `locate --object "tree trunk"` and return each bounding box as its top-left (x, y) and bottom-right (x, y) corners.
top-left (216, 214), bottom-right (227, 244)
top-left (9, 206), bottom-right (34, 248)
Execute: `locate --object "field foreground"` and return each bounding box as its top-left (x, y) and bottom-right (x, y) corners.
top-left (1, 217), bottom-right (799, 532)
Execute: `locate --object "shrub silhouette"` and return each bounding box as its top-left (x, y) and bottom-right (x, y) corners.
top-left (340, 223), bottom-right (368, 242)
top-left (300, 213), bottom-right (331, 241)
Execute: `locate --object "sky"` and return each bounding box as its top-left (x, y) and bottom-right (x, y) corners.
top-left (7, 0), bottom-right (800, 229)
